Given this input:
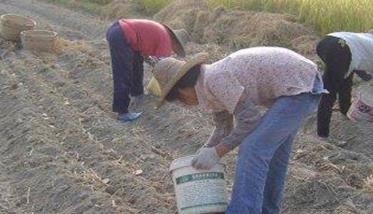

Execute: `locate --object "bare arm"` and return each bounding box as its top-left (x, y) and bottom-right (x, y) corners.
top-left (144, 56), bottom-right (160, 67)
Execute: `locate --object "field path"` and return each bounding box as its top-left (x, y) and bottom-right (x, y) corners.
top-left (0, 0), bottom-right (107, 39)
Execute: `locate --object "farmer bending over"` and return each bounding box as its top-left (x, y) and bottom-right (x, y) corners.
top-left (151, 47), bottom-right (327, 214)
top-left (317, 30), bottom-right (373, 138)
top-left (106, 19), bottom-right (185, 122)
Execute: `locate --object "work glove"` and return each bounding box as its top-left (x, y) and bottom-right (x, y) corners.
top-left (144, 56), bottom-right (159, 67)
top-left (192, 147), bottom-right (221, 170)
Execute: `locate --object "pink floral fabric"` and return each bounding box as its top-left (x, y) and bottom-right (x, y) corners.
top-left (195, 47), bottom-right (319, 113)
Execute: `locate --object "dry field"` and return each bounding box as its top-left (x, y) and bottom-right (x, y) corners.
top-left (0, 0), bottom-right (372, 213)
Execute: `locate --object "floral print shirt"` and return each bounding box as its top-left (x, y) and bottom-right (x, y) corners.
top-left (195, 47), bottom-right (321, 150)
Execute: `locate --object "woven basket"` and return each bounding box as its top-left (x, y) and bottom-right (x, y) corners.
top-left (0, 14), bottom-right (36, 41)
top-left (21, 30), bottom-right (57, 52)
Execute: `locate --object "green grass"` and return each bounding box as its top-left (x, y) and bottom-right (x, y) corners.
top-left (84, 0), bottom-right (112, 5)
top-left (206, 0), bottom-right (373, 34)
top-left (46, 0), bottom-right (373, 34)
top-left (136, 0), bottom-right (173, 15)
top-left (46, 0), bottom-right (170, 15)
top-left (46, 0), bottom-right (110, 13)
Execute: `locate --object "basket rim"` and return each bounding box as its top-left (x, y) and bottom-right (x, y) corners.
top-left (0, 14), bottom-right (36, 28)
top-left (20, 30), bottom-right (58, 38)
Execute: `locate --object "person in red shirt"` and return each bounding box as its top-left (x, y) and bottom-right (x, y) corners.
top-left (106, 19), bottom-right (185, 122)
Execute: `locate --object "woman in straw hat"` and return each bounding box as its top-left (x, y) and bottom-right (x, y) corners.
top-left (152, 47), bottom-right (327, 213)
top-left (106, 19), bottom-right (185, 123)
top-left (316, 30), bottom-right (373, 138)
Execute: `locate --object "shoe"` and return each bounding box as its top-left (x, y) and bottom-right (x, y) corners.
top-left (117, 112), bottom-right (142, 123)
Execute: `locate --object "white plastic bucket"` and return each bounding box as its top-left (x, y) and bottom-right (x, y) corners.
top-left (170, 155), bottom-right (227, 214)
top-left (347, 86), bottom-right (373, 122)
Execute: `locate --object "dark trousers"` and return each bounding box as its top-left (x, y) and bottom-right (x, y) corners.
top-left (106, 22), bottom-right (144, 113)
top-left (316, 36), bottom-right (353, 137)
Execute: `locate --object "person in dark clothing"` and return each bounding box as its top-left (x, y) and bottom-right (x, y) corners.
top-left (317, 32), bottom-right (373, 138)
top-left (106, 19), bottom-right (185, 123)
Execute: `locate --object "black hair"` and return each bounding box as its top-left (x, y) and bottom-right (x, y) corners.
top-left (165, 64), bottom-right (201, 102)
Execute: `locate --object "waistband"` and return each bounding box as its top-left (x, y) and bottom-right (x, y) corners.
top-left (311, 72), bottom-right (329, 95)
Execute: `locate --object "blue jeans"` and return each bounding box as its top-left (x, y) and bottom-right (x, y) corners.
top-left (226, 92), bottom-right (321, 214)
top-left (106, 22), bottom-right (144, 113)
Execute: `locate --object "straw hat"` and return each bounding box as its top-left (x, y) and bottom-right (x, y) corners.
top-left (146, 29), bottom-right (191, 97)
top-left (162, 24), bottom-right (186, 57)
top-left (173, 29), bottom-right (192, 45)
top-left (151, 52), bottom-right (209, 108)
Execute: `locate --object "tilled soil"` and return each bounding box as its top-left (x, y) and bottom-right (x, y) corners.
top-left (0, 0), bottom-right (372, 213)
